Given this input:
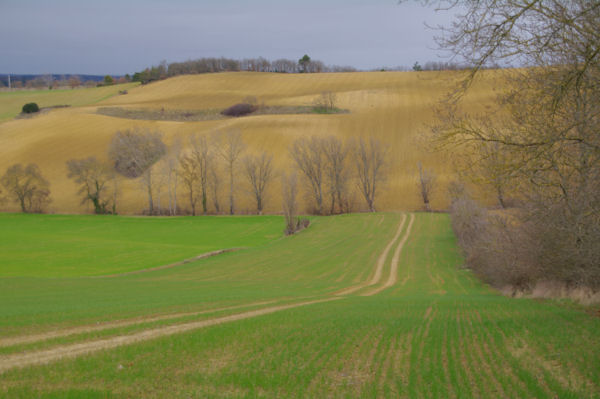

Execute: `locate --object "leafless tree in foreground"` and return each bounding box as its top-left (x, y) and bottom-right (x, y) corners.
top-left (282, 172), bottom-right (298, 235)
top-left (352, 137), bottom-right (387, 212)
top-left (323, 136), bottom-right (350, 214)
top-left (417, 162), bottom-right (436, 212)
top-left (215, 130), bottom-right (245, 214)
top-left (420, 0), bottom-right (600, 288)
top-left (290, 136), bottom-right (325, 214)
top-left (1, 163), bottom-right (51, 213)
top-left (66, 157), bottom-right (114, 214)
top-left (244, 152), bottom-right (274, 214)
top-left (108, 128), bottom-right (166, 214)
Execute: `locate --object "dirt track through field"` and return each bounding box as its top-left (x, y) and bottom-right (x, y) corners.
top-left (0, 300), bottom-right (276, 348)
top-left (362, 213), bottom-right (415, 297)
top-left (0, 214), bottom-right (412, 374)
top-left (335, 214), bottom-right (406, 296)
top-left (0, 297), bottom-right (341, 374)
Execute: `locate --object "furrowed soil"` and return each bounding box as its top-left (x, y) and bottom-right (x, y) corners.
top-left (1, 213), bottom-right (598, 398)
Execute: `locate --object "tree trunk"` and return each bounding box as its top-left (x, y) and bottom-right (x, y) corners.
top-left (146, 170), bottom-right (154, 214)
top-left (229, 167), bottom-right (234, 215)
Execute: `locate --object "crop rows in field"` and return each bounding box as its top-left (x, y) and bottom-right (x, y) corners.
top-left (0, 213), bottom-right (598, 398)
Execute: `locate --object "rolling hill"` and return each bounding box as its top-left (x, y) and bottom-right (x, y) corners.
top-left (0, 71), bottom-right (498, 214)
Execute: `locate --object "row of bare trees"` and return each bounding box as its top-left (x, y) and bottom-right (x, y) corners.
top-left (60, 127), bottom-right (395, 217)
top-left (1, 129), bottom-right (435, 218)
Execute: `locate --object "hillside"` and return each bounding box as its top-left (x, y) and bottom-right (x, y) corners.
top-left (0, 71), bottom-right (498, 214)
top-left (1, 213), bottom-right (598, 397)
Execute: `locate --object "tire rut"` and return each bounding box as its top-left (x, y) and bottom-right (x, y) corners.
top-left (0, 300), bottom-right (277, 349)
top-left (335, 214), bottom-right (406, 296)
top-left (362, 213), bottom-right (415, 297)
top-left (0, 297), bottom-right (341, 374)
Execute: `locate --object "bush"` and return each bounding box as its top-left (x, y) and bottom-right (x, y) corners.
top-left (221, 103), bottom-right (258, 117)
top-left (22, 103), bottom-right (40, 114)
top-left (449, 187), bottom-right (539, 290)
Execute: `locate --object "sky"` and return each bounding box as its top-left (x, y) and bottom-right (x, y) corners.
top-left (0, 0), bottom-right (457, 75)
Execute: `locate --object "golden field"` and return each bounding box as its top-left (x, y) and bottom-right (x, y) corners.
top-left (0, 71), bottom-right (498, 214)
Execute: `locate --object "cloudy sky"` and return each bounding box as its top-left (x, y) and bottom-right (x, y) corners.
top-left (0, 0), bottom-right (457, 75)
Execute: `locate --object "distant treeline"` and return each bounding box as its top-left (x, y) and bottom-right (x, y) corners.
top-left (0, 74), bottom-right (127, 89)
top-left (131, 55), bottom-right (360, 83)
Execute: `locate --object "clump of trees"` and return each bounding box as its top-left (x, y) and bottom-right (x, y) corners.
top-left (423, 0), bottom-right (600, 291)
top-left (1, 164), bottom-right (51, 213)
top-left (131, 55), bottom-right (355, 84)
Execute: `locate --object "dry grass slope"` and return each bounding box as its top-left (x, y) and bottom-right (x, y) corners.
top-left (0, 72), bottom-right (499, 214)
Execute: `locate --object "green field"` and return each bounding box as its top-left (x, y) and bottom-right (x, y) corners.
top-left (0, 84), bottom-right (138, 122)
top-left (0, 214), bottom-right (283, 277)
top-left (0, 213), bottom-right (599, 398)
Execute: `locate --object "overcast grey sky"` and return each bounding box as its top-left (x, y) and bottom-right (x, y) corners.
top-left (0, 0), bottom-right (456, 75)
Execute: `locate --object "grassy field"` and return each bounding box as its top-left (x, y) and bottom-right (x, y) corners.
top-left (0, 84), bottom-right (137, 123)
top-left (0, 213), bottom-right (598, 398)
top-left (0, 213), bottom-right (282, 277)
top-left (0, 71), bottom-right (499, 214)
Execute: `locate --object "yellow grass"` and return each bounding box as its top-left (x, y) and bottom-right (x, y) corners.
top-left (0, 71), bottom-right (498, 214)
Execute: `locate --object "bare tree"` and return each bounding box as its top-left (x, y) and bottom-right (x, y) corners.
top-left (314, 91), bottom-right (337, 112)
top-left (322, 136), bottom-right (349, 214)
top-left (66, 157), bottom-right (113, 214)
top-left (1, 163), bottom-right (51, 213)
top-left (208, 163), bottom-right (221, 214)
top-left (243, 152), bottom-right (274, 214)
top-left (417, 162), bottom-right (436, 212)
top-left (179, 155), bottom-right (200, 216)
top-left (352, 137), bottom-right (387, 212)
top-left (419, 0), bottom-right (600, 288)
top-left (190, 134), bottom-right (212, 214)
top-left (151, 162), bottom-right (168, 214)
top-left (282, 172), bottom-right (298, 235)
top-left (290, 136), bottom-right (325, 214)
top-left (108, 128), bottom-right (166, 214)
top-left (164, 140), bottom-right (181, 216)
top-left (215, 130), bottom-right (245, 215)
top-left (468, 142), bottom-right (513, 209)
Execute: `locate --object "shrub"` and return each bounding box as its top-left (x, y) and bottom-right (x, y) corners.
top-left (22, 103), bottom-right (40, 114)
top-left (221, 103), bottom-right (258, 117)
